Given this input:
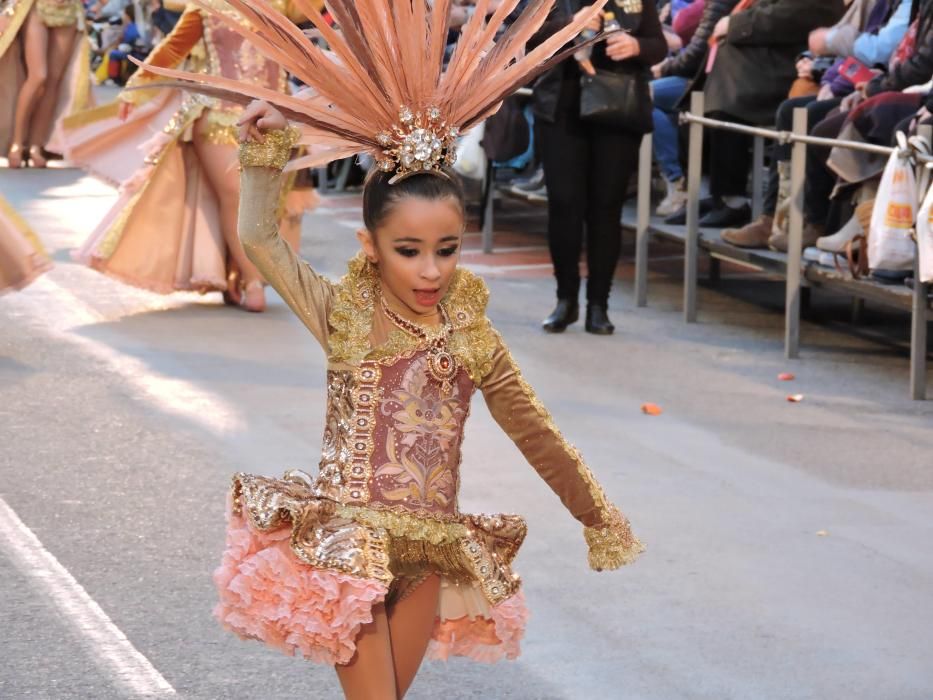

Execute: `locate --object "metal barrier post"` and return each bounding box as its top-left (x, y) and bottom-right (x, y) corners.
top-left (685, 92), bottom-right (704, 323)
top-left (751, 135), bottom-right (765, 220)
top-left (482, 160), bottom-right (495, 254)
top-left (910, 124), bottom-right (931, 400)
top-left (785, 108), bottom-right (807, 359)
top-left (635, 132), bottom-right (652, 307)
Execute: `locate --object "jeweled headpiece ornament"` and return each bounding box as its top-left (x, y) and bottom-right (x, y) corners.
top-left (136, 0), bottom-right (609, 180)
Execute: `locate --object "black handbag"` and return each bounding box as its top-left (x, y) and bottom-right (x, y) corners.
top-left (579, 69), bottom-right (653, 134)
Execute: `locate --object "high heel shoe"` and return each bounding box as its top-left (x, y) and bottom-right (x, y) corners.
top-left (28, 145), bottom-right (47, 168)
top-left (241, 280), bottom-right (266, 313)
top-left (6, 144), bottom-right (25, 168)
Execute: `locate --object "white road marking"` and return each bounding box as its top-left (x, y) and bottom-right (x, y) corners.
top-left (0, 497), bottom-right (176, 697)
top-left (4, 275), bottom-right (243, 435)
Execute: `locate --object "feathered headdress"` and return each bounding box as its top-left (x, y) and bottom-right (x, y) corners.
top-left (135, 0), bottom-right (609, 179)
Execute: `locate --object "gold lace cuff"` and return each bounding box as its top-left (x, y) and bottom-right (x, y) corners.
top-left (584, 508), bottom-right (645, 571)
top-left (239, 127), bottom-right (299, 171)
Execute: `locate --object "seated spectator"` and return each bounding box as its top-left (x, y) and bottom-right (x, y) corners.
top-left (151, 1), bottom-right (184, 40)
top-left (721, 0), bottom-right (911, 249)
top-left (651, 0), bottom-right (738, 218)
top-left (782, 0), bottom-right (930, 252)
top-left (695, 0), bottom-right (846, 228)
top-left (88, 0), bottom-right (130, 21)
top-left (94, 6), bottom-right (142, 86)
top-left (671, 0), bottom-right (705, 45)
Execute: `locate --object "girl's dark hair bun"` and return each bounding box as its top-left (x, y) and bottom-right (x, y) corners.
top-left (362, 168), bottom-right (465, 232)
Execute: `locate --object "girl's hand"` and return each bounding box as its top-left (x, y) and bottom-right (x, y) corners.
top-left (606, 32), bottom-right (640, 61)
top-left (237, 100), bottom-right (287, 143)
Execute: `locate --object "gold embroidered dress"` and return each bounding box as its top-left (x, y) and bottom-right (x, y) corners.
top-left (69, 2), bottom-right (305, 294)
top-left (0, 194), bottom-right (51, 293)
top-left (213, 136), bottom-right (644, 665)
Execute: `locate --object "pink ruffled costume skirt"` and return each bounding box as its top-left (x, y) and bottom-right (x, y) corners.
top-left (214, 473), bottom-right (530, 665)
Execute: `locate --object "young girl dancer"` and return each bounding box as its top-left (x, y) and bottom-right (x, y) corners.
top-left (138, 0), bottom-right (641, 696)
top-left (0, 0), bottom-right (92, 167)
top-left (68, 1), bottom-right (314, 311)
top-left (0, 194), bottom-right (51, 293)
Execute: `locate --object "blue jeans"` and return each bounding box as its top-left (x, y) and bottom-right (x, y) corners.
top-left (651, 76), bottom-right (688, 182)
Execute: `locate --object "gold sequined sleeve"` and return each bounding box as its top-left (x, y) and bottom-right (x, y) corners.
top-left (238, 135), bottom-right (334, 348)
top-left (121, 8), bottom-right (203, 105)
top-left (479, 331), bottom-right (644, 571)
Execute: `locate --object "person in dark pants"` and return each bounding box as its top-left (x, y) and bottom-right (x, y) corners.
top-left (697, 0), bottom-right (845, 228)
top-left (533, 0), bottom-right (666, 335)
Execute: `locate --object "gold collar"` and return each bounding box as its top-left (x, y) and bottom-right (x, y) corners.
top-left (327, 253), bottom-right (495, 382)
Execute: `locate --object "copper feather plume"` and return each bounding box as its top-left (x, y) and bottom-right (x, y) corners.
top-left (135, 0), bottom-right (609, 172)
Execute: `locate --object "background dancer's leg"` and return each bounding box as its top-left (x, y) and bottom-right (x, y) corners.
top-left (192, 125), bottom-right (266, 311)
top-left (9, 10), bottom-right (48, 167)
top-left (28, 25), bottom-right (77, 165)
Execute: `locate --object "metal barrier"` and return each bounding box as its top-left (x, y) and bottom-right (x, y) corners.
top-left (633, 91), bottom-right (933, 399)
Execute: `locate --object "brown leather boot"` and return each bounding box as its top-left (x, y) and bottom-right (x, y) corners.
top-left (721, 214), bottom-right (773, 248)
top-left (769, 222), bottom-right (826, 252)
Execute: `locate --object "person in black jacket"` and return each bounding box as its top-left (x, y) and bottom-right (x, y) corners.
top-left (534, 0), bottom-right (666, 335)
top-left (696, 0), bottom-right (846, 227)
top-left (651, 0), bottom-right (739, 217)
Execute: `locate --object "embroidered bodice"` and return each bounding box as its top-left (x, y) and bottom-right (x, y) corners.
top-left (235, 160), bottom-right (642, 574)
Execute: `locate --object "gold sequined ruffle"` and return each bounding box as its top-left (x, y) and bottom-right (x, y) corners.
top-left (231, 471), bottom-right (526, 605)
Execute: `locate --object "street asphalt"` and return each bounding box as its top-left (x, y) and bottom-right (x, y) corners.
top-left (1, 161), bottom-right (931, 700)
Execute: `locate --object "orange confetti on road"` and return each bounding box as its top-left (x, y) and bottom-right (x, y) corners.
top-left (787, 394), bottom-right (804, 403)
top-left (641, 403), bottom-right (663, 416)
top-left (778, 372), bottom-right (796, 381)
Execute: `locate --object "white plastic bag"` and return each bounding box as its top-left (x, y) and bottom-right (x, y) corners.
top-left (452, 122), bottom-right (486, 181)
top-left (868, 143), bottom-right (917, 271)
top-left (917, 178), bottom-right (933, 283)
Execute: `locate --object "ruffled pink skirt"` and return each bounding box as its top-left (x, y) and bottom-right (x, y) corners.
top-left (214, 509), bottom-right (529, 665)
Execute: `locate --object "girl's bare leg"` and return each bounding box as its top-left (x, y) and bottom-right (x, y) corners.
top-left (28, 24), bottom-right (77, 165)
top-left (191, 123), bottom-right (266, 311)
top-left (9, 10), bottom-right (48, 166)
top-left (335, 603), bottom-right (398, 700)
top-left (387, 575), bottom-right (441, 699)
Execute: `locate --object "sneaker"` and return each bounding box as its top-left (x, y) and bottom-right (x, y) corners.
top-left (523, 184), bottom-right (548, 203)
top-left (721, 214), bottom-right (773, 249)
top-left (507, 166), bottom-right (544, 196)
top-left (769, 222), bottom-right (825, 253)
top-left (655, 177), bottom-right (688, 217)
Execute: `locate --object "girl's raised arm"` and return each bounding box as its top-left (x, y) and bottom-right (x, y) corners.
top-left (237, 127), bottom-right (333, 348)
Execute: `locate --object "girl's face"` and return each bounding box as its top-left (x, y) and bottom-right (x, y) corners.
top-left (358, 196), bottom-right (464, 317)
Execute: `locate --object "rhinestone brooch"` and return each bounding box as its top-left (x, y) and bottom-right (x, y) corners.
top-left (376, 105), bottom-right (459, 183)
